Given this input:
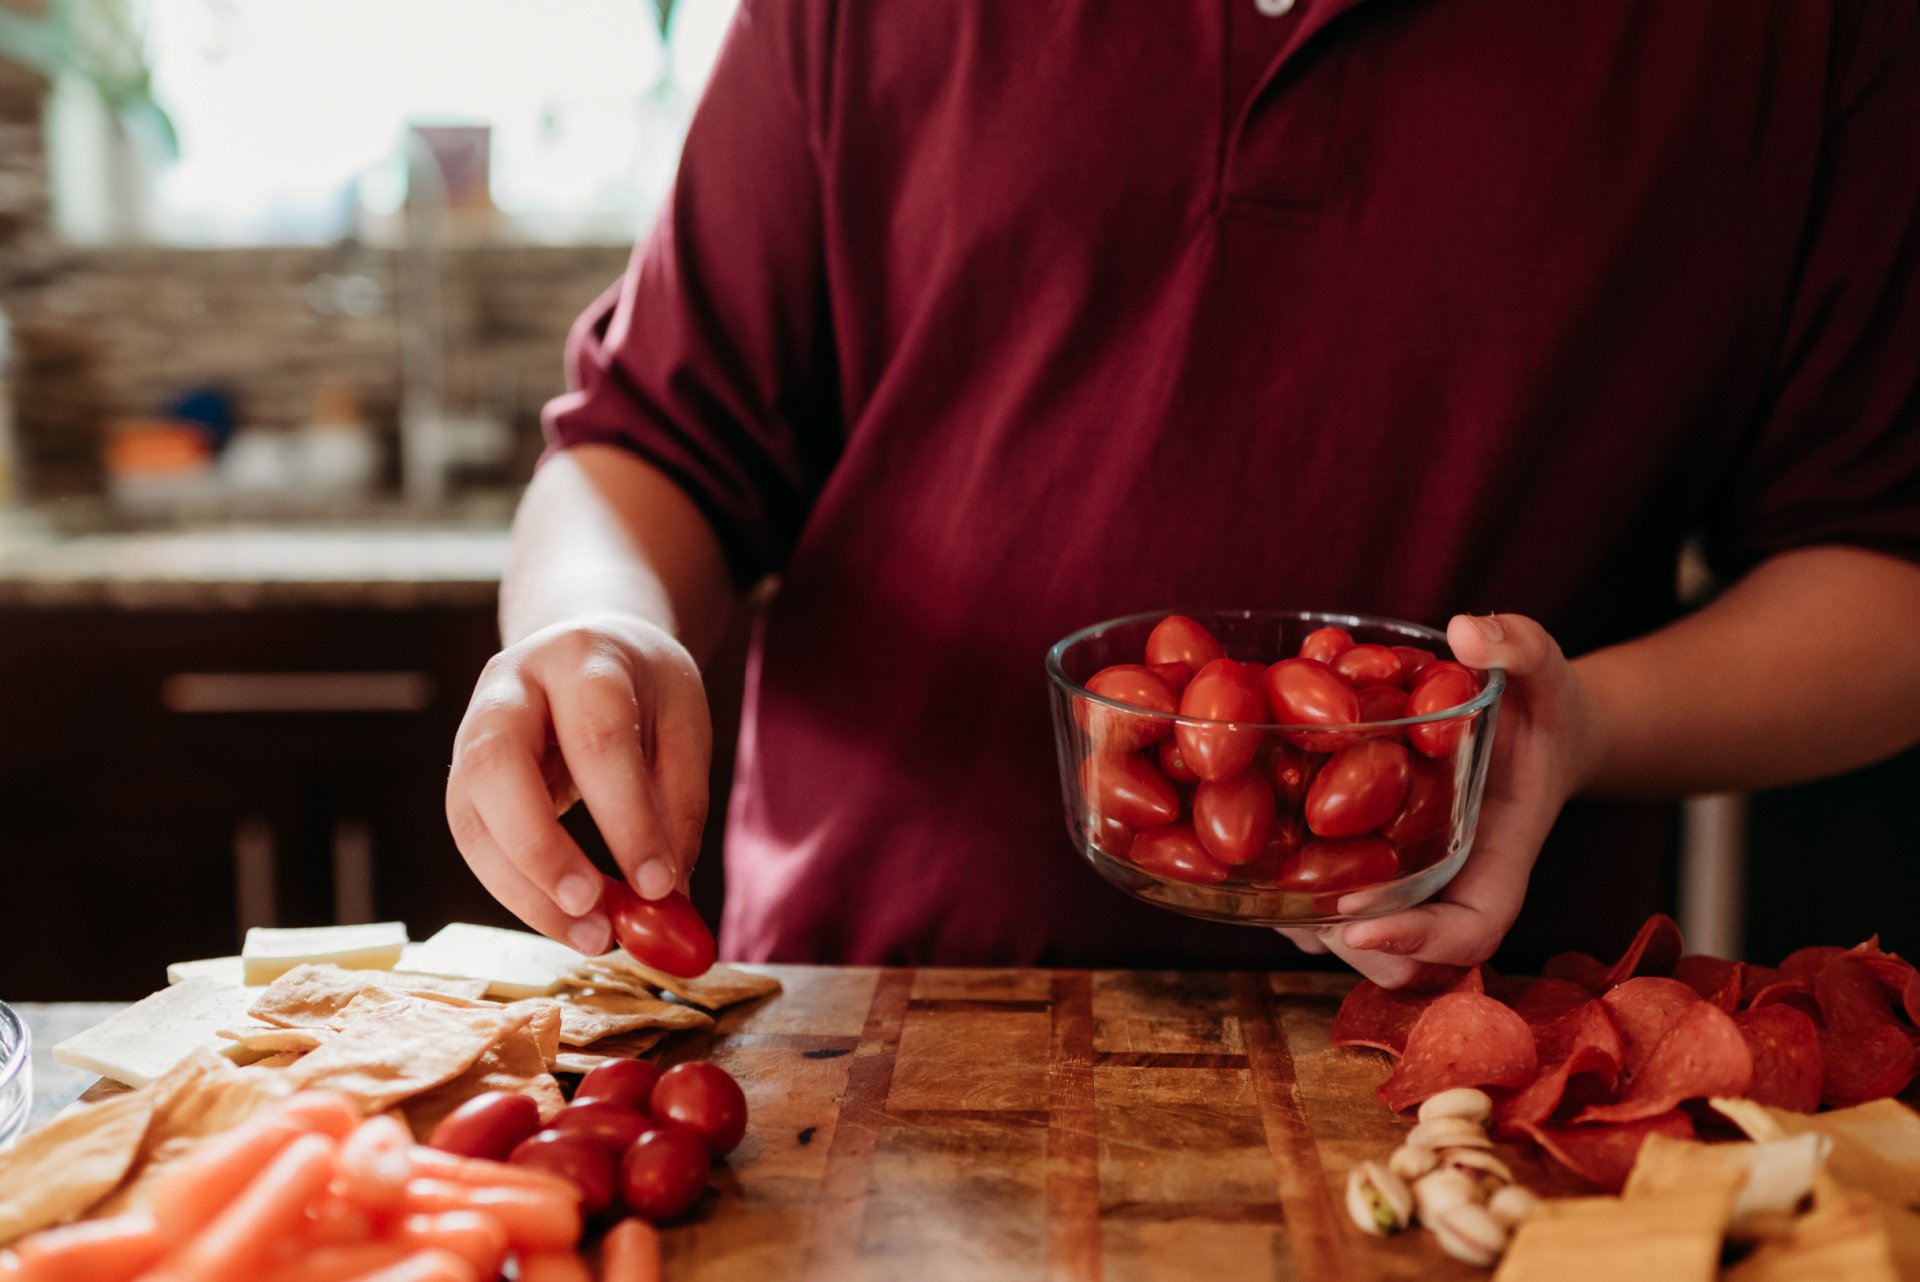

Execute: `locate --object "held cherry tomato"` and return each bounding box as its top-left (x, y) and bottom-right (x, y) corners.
top-left (1262, 658), bottom-right (1361, 752)
top-left (1078, 664), bottom-right (1177, 752)
top-left (602, 878), bottom-right (718, 979)
top-left (1080, 751), bottom-right (1180, 829)
top-left (1389, 646), bottom-right (1437, 684)
top-left (648, 1062), bottom-right (749, 1157)
top-left (1158, 736), bottom-right (1201, 784)
top-left (1128, 823), bottom-right (1232, 884)
top-left (508, 1131), bottom-right (617, 1216)
top-left (1382, 755), bottom-right (1454, 846)
top-left (1145, 615), bottom-right (1226, 672)
top-left (1267, 742), bottom-right (1318, 805)
top-left (1333, 644), bottom-right (1403, 689)
top-left (1355, 685), bottom-right (1410, 723)
top-left (550, 1100), bottom-right (651, 1153)
top-left (620, 1127), bottom-right (711, 1222)
top-left (1175, 658), bottom-right (1268, 781)
top-left (1191, 772), bottom-right (1276, 866)
top-left (1304, 739), bottom-right (1411, 838)
top-left (574, 1060), bottom-right (663, 1114)
top-left (1298, 627), bottom-right (1354, 665)
top-left (428, 1091), bottom-right (542, 1162)
top-left (1149, 661), bottom-right (1194, 696)
top-left (1405, 661), bottom-right (1481, 759)
top-left (1275, 837), bottom-right (1400, 893)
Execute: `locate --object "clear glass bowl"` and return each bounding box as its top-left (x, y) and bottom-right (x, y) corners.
top-left (0, 1001), bottom-right (29, 1150)
top-left (1047, 609), bottom-right (1504, 927)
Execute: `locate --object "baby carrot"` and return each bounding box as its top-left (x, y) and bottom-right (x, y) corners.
top-left (402, 1180), bottom-right (580, 1254)
top-left (8, 1213), bottom-right (168, 1282)
top-left (256, 1243), bottom-right (411, 1282)
top-left (334, 1116), bottom-right (414, 1215)
top-left (275, 1092), bottom-right (362, 1142)
top-left (406, 1150), bottom-right (577, 1201)
top-left (152, 1092), bottom-right (355, 1242)
top-left (148, 1132), bottom-right (338, 1282)
top-left (335, 1248), bottom-right (476, 1282)
top-left (514, 1252), bottom-right (592, 1282)
top-left (392, 1213), bottom-right (508, 1278)
top-left (598, 1219), bottom-right (662, 1282)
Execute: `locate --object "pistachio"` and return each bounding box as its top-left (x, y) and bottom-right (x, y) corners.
top-left (1431, 1201), bottom-right (1509, 1267)
top-left (1417, 1087), bottom-right (1494, 1126)
top-left (1487, 1184), bottom-right (1542, 1228)
top-left (1411, 1167), bottom-right (1478, 1225)
top-left (1387, 1143), bottom-right (1438, 1183)
top-left (1438, 1146), bottom-right (1514, 1190)
top-left (1344, 1161), bottom-right (1414, 1237)
top-left (1406, 1116), bottom-right (1493, 1152)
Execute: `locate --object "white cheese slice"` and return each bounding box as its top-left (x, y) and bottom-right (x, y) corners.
top-left (166, 955), bottom-right (247, 987)
top-left (52, 979), bottom-right (264, 1087)
top-left (241, 922), bottom-right (408, 985)
top-left (399, 923), bottom-right (579, 999)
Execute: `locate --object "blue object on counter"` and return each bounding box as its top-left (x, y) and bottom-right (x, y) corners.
top-left (169, 387), bottom-right (236, 450)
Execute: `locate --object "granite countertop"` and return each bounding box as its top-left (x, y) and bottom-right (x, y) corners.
top-left (0, 495), bottom-right (513, 610)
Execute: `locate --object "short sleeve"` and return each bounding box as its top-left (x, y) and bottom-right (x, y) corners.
top-left (1703, 5), bottom-right (1920, 577)
top-left (541, 0), bottom-right (841, 589)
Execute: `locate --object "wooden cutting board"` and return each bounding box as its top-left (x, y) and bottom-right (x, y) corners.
top-left (663, 965), bottom-right (1549, 1282)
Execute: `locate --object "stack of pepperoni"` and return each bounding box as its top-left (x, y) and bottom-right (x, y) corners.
top-left (1332, 914), bottom-right (1920, 1192)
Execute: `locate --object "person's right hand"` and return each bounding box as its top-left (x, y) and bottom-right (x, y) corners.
top-left (446, 612), bottom-right (713, 955)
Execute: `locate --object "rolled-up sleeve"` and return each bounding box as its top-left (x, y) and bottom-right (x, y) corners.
top-left (543, 0), bottom-right (840, 588)
top-left (1703, 6), bottom-right (1920, 576)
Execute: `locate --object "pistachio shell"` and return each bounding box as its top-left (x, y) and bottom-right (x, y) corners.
top-left (1417, 1087), bottom-right (1494, 1125)
top-left (1388, 1143), bottom-right (1439, 1182)
top-left (1407, 1116), bottom-right (1493, 1152)
top-left (1344, 1161), bottom-right (1413, 1236)
top-left (1412, 1167), bottom-right (1478, 1225)
top-left (1431, 1201), bottom-right (1508, 1266)
top-left (1488, 1184), bottom-right (1542, 1228)
top-left (1439, 1146), bottom-right (1514, 1188)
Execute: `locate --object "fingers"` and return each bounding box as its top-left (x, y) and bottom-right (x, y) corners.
top-left (1320, 934), bottom-right (1425, 988)
top-left (451, 813), bottom-right (611, 955)
top-left (1446, 612), bottom-right (1561, 676)
top-left (1276, 927), bottom-right (1330, 954)
top-left (547, 655), bottom-right (676, 897)
top-left (453, 679), bottom-right (607, 923)
top-left (649, 673), bottom-right (713, 896)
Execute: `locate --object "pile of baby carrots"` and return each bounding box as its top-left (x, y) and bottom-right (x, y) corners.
top-left (1, 1092), bottom-right (660, 1282)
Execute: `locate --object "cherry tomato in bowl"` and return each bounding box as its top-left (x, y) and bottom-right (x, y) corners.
top-left (1275, 836), bottom-right (1401, 893)
top-left (1174, 659), bottom-right (1268, 781)
top-left (1145, 614), bottom-right (1226, 672)
top-left (1077, 664), bottom-right (1177, 752)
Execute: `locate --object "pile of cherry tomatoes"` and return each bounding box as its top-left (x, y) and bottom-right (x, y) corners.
top-left (430, 1058), bottom-right (747, 1224)
top-left (1073, 614), bottom-right (1488, 893)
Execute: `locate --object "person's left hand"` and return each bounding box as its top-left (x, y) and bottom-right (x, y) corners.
top-left (1278, 613), bottom-right (1605, 987)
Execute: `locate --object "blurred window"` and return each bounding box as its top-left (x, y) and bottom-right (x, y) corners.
top-left (137, 0), bottom-right (735, 245)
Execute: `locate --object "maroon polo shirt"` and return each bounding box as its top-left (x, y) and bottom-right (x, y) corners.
top-left (545, 0), bottom-right (1920, 968)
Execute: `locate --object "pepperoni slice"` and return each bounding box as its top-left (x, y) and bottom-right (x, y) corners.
top-left (1735, 1005), bottom-right (1823, 1114)
top-left (1492, 999), bottom-right (1623, 1136)
top-left (1330, 966), bottom-right (1482, 1058)
top-left (1748, 980), bottom-right (1825, 1025)
top-left (1819, 1025), bottom-right (1919, 1108)
top-left (1575, 1002), bottom-right (1752, 1124)
top-left (1503, 977), bottom-right (1596, 1029)
top-left (1814, 955), bottom-right (1901, 1030)
top-left (1542, 951), bottom-right (1610, 995)
top-left (1599, 977), bottom-right (1703, 1080)
top-left (1739, 964), bottom-right (1785, 1007)
top-left (1518, 1110), bottom-right (1696, 1193)
top-left (1672, 955), bottom-right (1743, 1013)
top-left (1377, 992), bottom-right (1538, 1113)
top-left (1779, 945), bottom-right (1848, 986)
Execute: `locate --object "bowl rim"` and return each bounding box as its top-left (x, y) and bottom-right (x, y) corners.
top-left (1046, 607), bottom-right (1507, 730)
top-left (0, 1000), bottom-right (26, 1104)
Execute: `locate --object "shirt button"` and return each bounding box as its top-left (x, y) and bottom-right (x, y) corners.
top-left (1255, 0), bottom-right (1296, 14)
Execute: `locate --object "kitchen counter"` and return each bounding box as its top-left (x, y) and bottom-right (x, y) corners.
top-left (0, 498), bottom-right (512, 610)
top-left (21, 967), bottom-right (1531, 1280)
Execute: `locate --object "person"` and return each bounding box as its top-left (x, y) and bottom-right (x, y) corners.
top-left (447, 0), bottom-right (1920, 987)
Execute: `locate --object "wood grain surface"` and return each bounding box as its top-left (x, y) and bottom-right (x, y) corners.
top-left (653, 965), bottom-right (1545, 1282)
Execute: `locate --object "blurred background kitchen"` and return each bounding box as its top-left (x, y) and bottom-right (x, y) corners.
top-left (0, 0), bottom-right (1910, 1000)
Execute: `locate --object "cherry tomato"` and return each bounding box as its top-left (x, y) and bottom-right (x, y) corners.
top-left (1382, 755), bottom-right (1453, 846)
top-left (574, 1060), bottom-right (663, 1114)
top-left (1262, 658), bottom-right (1361, 752)
top-left (1333, 644), bottom-right (1403, 689)
top-left (1149, 661), bottom-right (1194, 696)
top-left (1175, 658), bottom-right (1267, 781)
top-left (1146, 615), bottom-right (1226, 672)
top-left (428, 1091), bottom-right (541, 1162)
top-left (1077, 664), bottom-right (1177, 752)
top-left (1235, 814), bottom-right (1307, 886)
top-left (1267, 742), bottom-right (1318, 805)
top-left (550, 1100), bottom-right (651, 1153)
top-left (1304, 739), bottom-right (1411, 838)
top-left (1275, 837), bottom-right (1400, 893)
top-left (1128, 823), bottom-right (1232, 884)
top-left (1158, 736), bottom-right (1200, 784)
top-left (621, 1127), bottom-right (711, 1222)
top-left (1080, 751), bottom-right (1180, 829)
top-left (602, 878), bottom-right (718, 979)
top-left (1405, 661), bottom-right (1480, 759)
top-left (1191, 771), bottom-right (1276, 866)
top-left (1298, 627), bottom-right (1354, 665)
top-left (1396, 835), bottom-right (1451, 873)
top-left (1389, 646), bottom-right (1436, 684)
top-left (509, 1130), bottom-right (616, 1216)
top-left (649, 1062), bottom-right (749, 1157)
top-left (1356, 685), bottom-right (1409, 723)
top-left (1090, 812), bottom-right (1136, 857)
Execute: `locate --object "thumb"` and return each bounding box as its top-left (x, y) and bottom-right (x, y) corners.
top-left (1445, 612), bottom-right (1560, 676)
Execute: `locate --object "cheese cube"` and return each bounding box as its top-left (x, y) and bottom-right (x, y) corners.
top-left (241, 922), bottom-right (408, 985)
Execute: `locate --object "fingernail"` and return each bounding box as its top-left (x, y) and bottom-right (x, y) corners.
top-left (556, 873), bottom-right (599, 917)
top-left (636, 859), bottom-right (676, 900)
top-left (1468, 614), bottom-right (1505, 643)
top-left (567, 915), bottom-right (610, 955)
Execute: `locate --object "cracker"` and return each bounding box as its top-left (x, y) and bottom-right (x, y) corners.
top-left (217, 1027), bottom-right (329, 1055)
top-left (552, 1032), bottom-right (667, 1076)
top-left (282, 992), bottom-right (516, 1112)
top-left (1712, 1096), bottom-right (1920, 1209)
top-left (0, 1088), bottom-right (156, 1245)
top-left (402, 1007), bottom-right (565, 1140)
top-left (249, 964), bottom-right (488, 1029)
top-left (1495, 1181), bottom-right (1741, 1282)
top-left (1722, 1189), bottom-right (1899, 1282)
top-left (579, 954), bottom-right (782, 1010)
top-left (554, 988), bottom-right (711, 1046)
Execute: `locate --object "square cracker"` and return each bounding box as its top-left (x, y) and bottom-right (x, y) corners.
top-left (249, 964), bottom-right (489, 1029)
top-left (1495, 1183), bottom-right (1739, 1282)
top-left (554, 988), bottom-right (710, 1046)
top-left (402, 1007), bottom-right (566, 1139)
top-left (553, 1032), bottom-right (668, 1076)
top-left (283, 992), bottom-right (516, 1112)
top-left (577, 955), bottom-right (782, 1010)
top-left (0, 1087), bottom-right (156, 1245)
